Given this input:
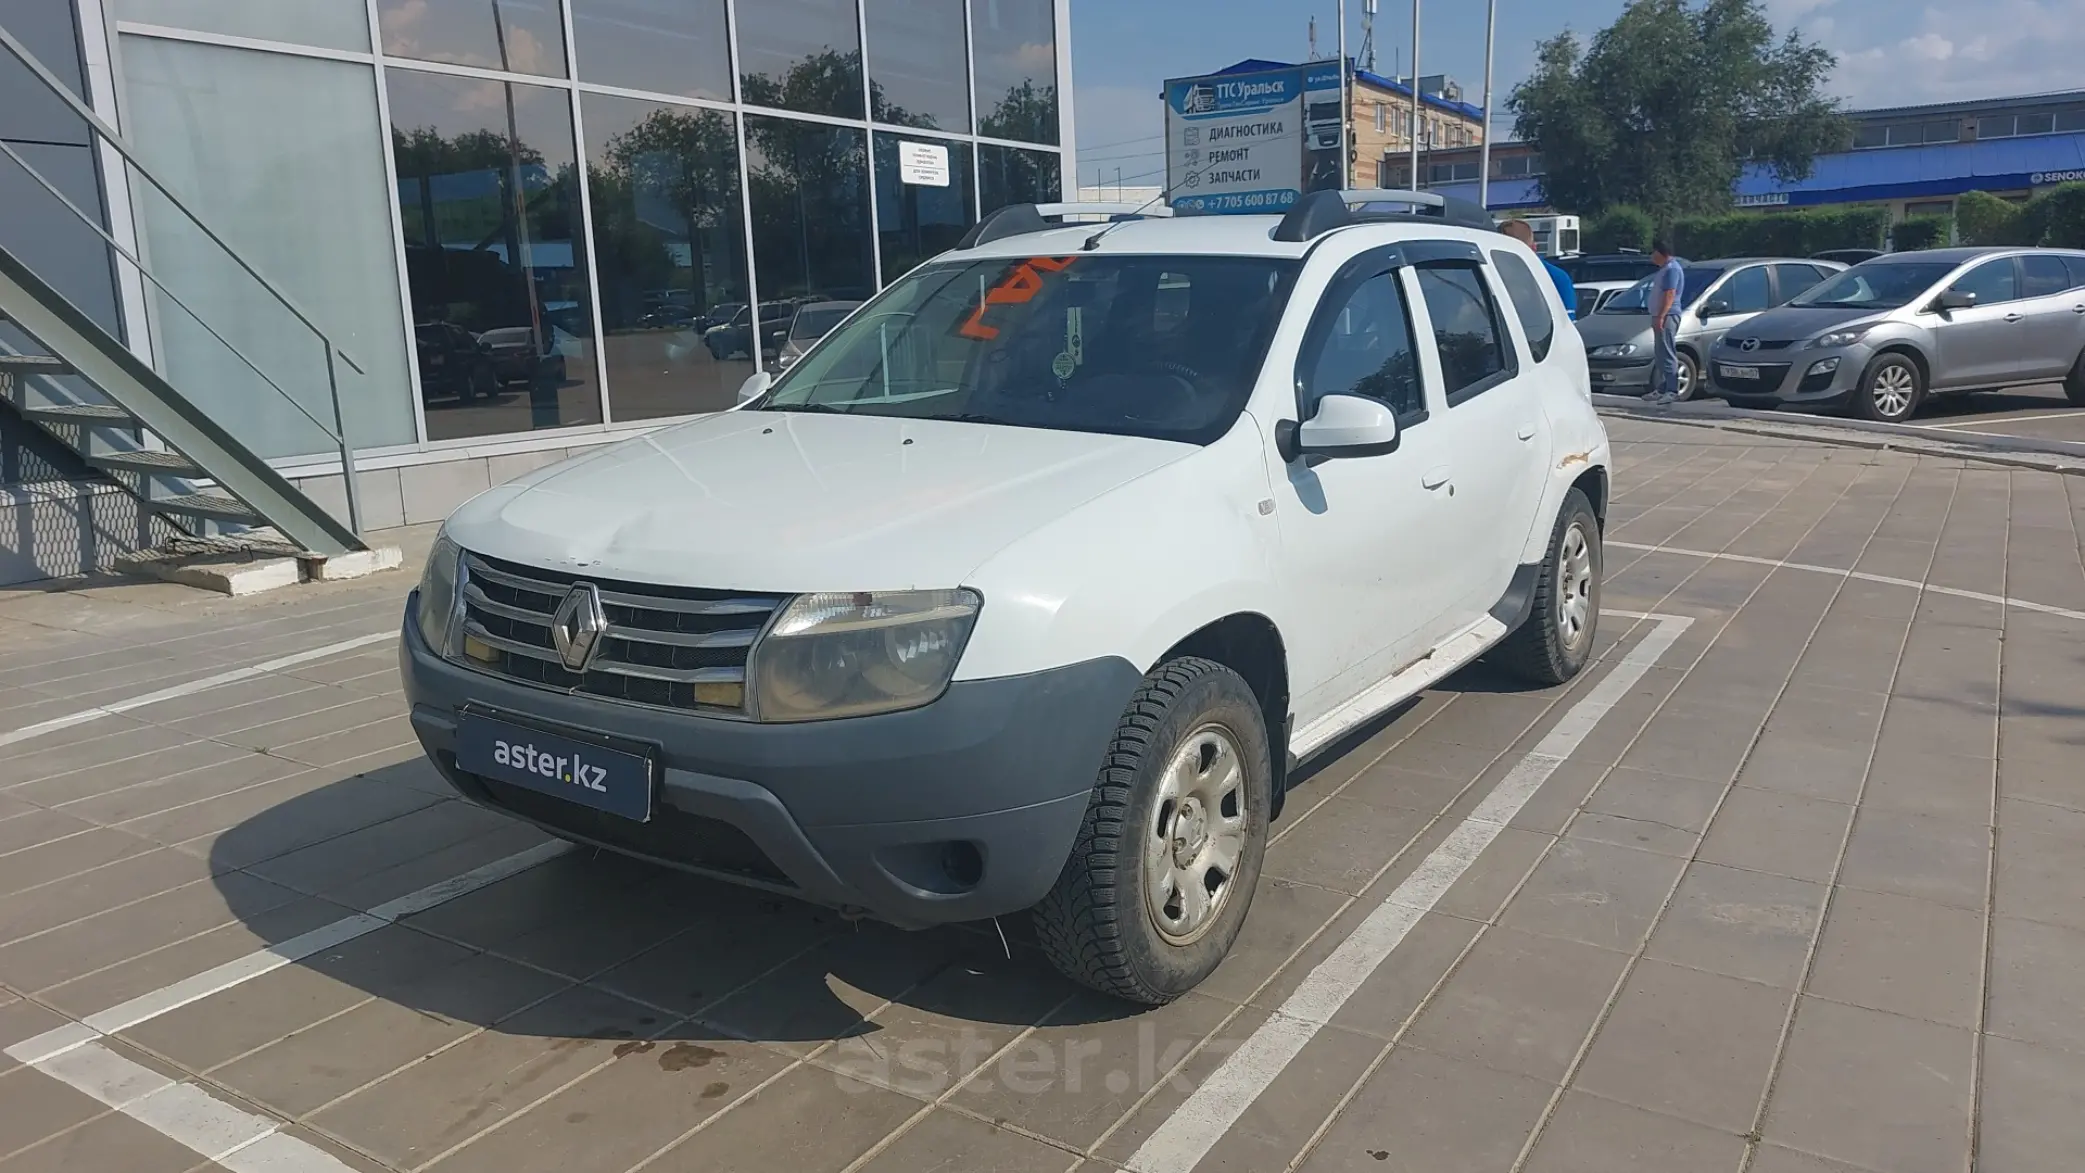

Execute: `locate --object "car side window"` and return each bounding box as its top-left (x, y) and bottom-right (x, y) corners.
top-left (1720, 266), bottom-right (1772, 313)
top-left (2063, 256), bottom-right (2085, 291)
top-left (2021, 254), bottom-right (2071, 298)
top-left (1950, 258), bottom-right (2020, 305)
top-left (1415, 266), bottom-right (1514, 404)
top-left (1297, 271), bottom-right (1424, 421)
top-left (1488, 250), bottom-right (1557, 363)
top-left (1774, 264), bottom-right (1828, 302)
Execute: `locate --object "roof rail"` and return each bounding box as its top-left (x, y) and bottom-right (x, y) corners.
top-left (955, 201), bottom-right (1174, 249)
top-left (1272, 189), bottom-right (1496, 243)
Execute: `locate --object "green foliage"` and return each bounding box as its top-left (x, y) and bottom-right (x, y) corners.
top-left (1585, 205), bottom-right (1656, 254)
top-left (2032, 183), bottom-right (2085, 248)
top-left (1509, 0), bottom-right (1851, 222)
top-left (1891, 216), bottom-right (1950, 251)
top-left (1955, 190), bottom-right (2029, 245)
top-left (1669, 204), bottom-right (1888, 258)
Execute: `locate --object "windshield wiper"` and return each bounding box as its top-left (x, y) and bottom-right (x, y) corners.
top-left (1799, 300), bottom-right (1884, 310)
top-left (941, 412), bottom-right (1028, 427)
top-left (757, 402), bottom-right (852, 414)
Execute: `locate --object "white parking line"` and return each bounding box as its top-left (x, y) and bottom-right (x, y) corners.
top-left (1124, 611), bottom-right (1693, 1173)
top-left (5, 840), bottom-right (568, 1067)
top-left (0, 631), bottom-right (398, 751)
top-left (1607, 540), bottom-right (2085, 622)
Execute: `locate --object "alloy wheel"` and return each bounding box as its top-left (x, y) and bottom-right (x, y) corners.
top-left (1145, 725), bottom-right (1248, 946)
top-left (1557, 522), bottom-right (1594, 651)
top-left (1871, 364), bottom-right (1917, 419)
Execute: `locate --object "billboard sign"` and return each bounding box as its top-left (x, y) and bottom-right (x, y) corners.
top-left (1165, 66), bottom-right (1305, 215)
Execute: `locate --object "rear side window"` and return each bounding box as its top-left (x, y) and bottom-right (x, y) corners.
top-left (2022, 254), bottom-right (2071, 298)
top-left (1416, 267), bottom-right (1513, 403)
top-left (1720, 266), bottom-right (1773, 313)
top-left (1297, 272), bottom-right (1424, 419)
top-left (2063, 256), bottom-right (2085, 290)
top-left (1490, 250), bottom-right (1557, 362)
top-left (1773, 264), bottom-right (1829, 302)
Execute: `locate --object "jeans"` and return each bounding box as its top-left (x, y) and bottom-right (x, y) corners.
top-left (1652, 314), bottom-right (1682, 397)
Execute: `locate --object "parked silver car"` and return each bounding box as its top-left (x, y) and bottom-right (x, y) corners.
top-left (1578, 258), bottom-right (1845, 400)
top-left (1707, 248), bottom-right (2085, 421)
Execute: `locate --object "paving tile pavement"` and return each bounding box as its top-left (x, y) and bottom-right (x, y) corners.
top-left (0, 422), bottom-right (2079, 1172)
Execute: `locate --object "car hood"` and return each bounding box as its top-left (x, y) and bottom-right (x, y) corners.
top-left (1720, 305), bottom-right (1893, 346)
top-left (445, 410), bottom-right (1199, 592)
top-left (1575, 313), bottom-right (1653, 349)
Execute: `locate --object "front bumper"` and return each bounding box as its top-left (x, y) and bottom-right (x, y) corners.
top-left (398, 599), bottom-right (1143, 927)
top-left (1707, 344), bottom-right (1872, 407)
top-left (1588, 356), bottom-right (1655, 391)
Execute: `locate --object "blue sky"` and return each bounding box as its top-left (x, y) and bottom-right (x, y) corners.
top-left (1069, 0), bottom-right (2085, 188)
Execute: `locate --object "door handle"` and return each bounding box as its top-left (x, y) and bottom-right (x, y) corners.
top-left (1516, 421), bottom-right (1538, 441)
top-left (1422, 466), bottom-right (1453, 490)
top-left (2072, 304), bottom-right (2085, 314)
top-left (2004, 313), bottom-right (2024, 323)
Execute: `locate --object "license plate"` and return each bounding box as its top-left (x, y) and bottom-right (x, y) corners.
top-left (456, 711), bottom-right (655, 821)
top-left (1720, 364), bottom-right (1760, 380)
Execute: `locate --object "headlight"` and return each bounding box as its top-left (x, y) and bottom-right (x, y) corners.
top-left (1589, 343), bottom-right (1639, 359)
top-left (750, 589), bottom-right (981, 721)
top-left (1808, 326), bottom-right (1875, 349)
top-left (416, 533), bottom-right (463, 655)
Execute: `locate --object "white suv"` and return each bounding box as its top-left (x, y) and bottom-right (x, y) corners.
top-left (401, 191), bottom-right (1612, 1004)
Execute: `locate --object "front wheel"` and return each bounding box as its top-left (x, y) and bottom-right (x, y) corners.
top-left (1675, 349), bottom-right (1702, 402)
top-left (2065, 351), bottom-right (2085, 407)
top-left (1852, 353), bottom-right (1924, 422)
top-left (1033, 658), bottom-right (1272, 1005)
top-left (1493, 488), bottom-right (1602, 686)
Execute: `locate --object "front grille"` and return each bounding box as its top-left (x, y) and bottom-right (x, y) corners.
top-left (1712, 362), bottom-right (1792, 394)
top-left (457, 552), bottom-right (781, 714)
top-left (1730, 338), bottom-right (1796, 351)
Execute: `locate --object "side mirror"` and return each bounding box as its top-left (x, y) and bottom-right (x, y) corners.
top-left (735, 371), bottom-right (772, 406)
top-left (1281, 394), bottom-right (1401, 461)
top-left (1936, 289), bottom-right (1977, 312)
top-left (1701, 299), bottom-right (1732, 319)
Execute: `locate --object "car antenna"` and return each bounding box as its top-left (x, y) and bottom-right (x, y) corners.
top-left (1082, 190), bottom-right (1172, 252)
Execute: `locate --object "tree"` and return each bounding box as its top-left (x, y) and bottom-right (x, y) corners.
top-left (1509, 0), bottom-right (1850, 222)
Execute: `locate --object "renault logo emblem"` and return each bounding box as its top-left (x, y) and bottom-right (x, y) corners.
top-left (1740, 337), bottom-right (1761, 352)
top-left (550, 583), bottom-right (608, 673)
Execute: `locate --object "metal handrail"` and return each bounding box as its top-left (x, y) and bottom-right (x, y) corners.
top-left (0, 23), bottom-right (365, 533)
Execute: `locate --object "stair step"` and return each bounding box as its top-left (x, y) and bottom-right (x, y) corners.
top-left (0, 354), bottom-right (74, 376)
top-left (22, 402), bottom-right (137, 425)
top-left (148, 492), bottom-right (260, 525)
top-left (87, 449), bottom-right (203, 478)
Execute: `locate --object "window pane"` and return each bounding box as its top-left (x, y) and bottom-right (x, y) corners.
top-left (1923, 120), bottom-right (1960, 143)
top-left (2022, 254), bottom-right (2070, 298)
top-left (1854, 125), bottom-right (1887, 149)
top-left (2058, 109), bottom-right (2085, 132)
top-left (1950, 259), bottom-right (2018, 305)
top-left (874, 134), bottom-right (975, 280)
top-left (583, 94), bottom-right (752, 422)
top-left (865, 0), bottom-right (970, 131)
top-left (1774, 264), bottom-right (1827, 301)
top-left (126, 36), bottom-right (414, 456)
top-left (737, 0), bottom-right (863, 119)
top-left (1977, 115), bottom-right (2014, 139)
top-left (2018, 112), bottom-right (2056, 136)
top-left (973, 0), bottom-right (1058, 144)
top-left (979, 143), bottom-right (1060, 215)
top-left (745, 116), bottom-right (874, 360)
top-left (116, 0), bottom-right (370, 51)
top-left (570, 0), bottom-right (732, 101)
top-left (1721, 265), bottom-right (1772, 313)
top-left (377, 0), bottom-right (565, 76)
top-left (2064, 256), bottom-right (2085, 290)
top-left (1302, 273), bottom-right (1421, 417)
top-left (389, 69), bottom-right (601, 440)
top-left (1490, 251), bottom-right (1556, 363)
top-left (1416, 267), bottom-right (1508, 400)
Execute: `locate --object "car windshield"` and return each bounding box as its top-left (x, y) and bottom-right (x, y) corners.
top-left (753, 255), bottom-right (1301, 444)
top-left (1560, 258), bottom-right (1659, 283)
top-left (790, 305), bottom-right (857, 340)
top-left (1600, 266), bottom-right (1726, 314)
top-left (1791, 262), bottom-right (1958, 310)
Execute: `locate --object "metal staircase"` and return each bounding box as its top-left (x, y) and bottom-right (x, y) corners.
top-left (0, 23), bottom-right (368, 564)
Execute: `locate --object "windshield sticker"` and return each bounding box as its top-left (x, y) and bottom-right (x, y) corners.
top-left (1066, 306), bottom-right (1085, 365)
top-left (958, 256), bottom-right (1077, 341)
top-left (1051, 352), bottom-right (1077, 380)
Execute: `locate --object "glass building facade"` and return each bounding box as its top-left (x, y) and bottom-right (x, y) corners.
top-left (82, 0), bottom-right (1069, 457)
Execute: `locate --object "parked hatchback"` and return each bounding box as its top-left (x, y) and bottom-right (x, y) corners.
top-left (1578, 258), bottom-right (1845, 400)
top-left (401, 191), bottom-right (1612, 1004)
top-left (1708, 248), bottom-right (2085, 420)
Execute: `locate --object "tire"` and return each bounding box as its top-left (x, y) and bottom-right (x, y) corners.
top-left (2065, 351), bottom-right (2085, 407)
top-left (1493, 488), bottom-right (1603, 687)
top-left (1851, 353), bottom-right (1924, 422)
top-left (1675, 349), bottom-right (1702, 402)
top-left (1032, 658), bottom-right (1273, 1005)
top-left (462, 364), bottom-right (496, 403)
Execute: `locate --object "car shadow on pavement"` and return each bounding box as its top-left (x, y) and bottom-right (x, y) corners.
top-left (203, 764), bottom-right (1145, 1055)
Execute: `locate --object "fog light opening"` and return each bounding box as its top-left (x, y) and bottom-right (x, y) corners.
top-left (940, 841), bottom-right (984, 890)
top-left (1806, 358), bottom-right (1841, 376)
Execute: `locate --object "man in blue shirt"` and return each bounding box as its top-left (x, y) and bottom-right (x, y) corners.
top-left (1500, 220), bottom-right (1577, 316)
top-left (1645, 240), bottom-right (1686, 404)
